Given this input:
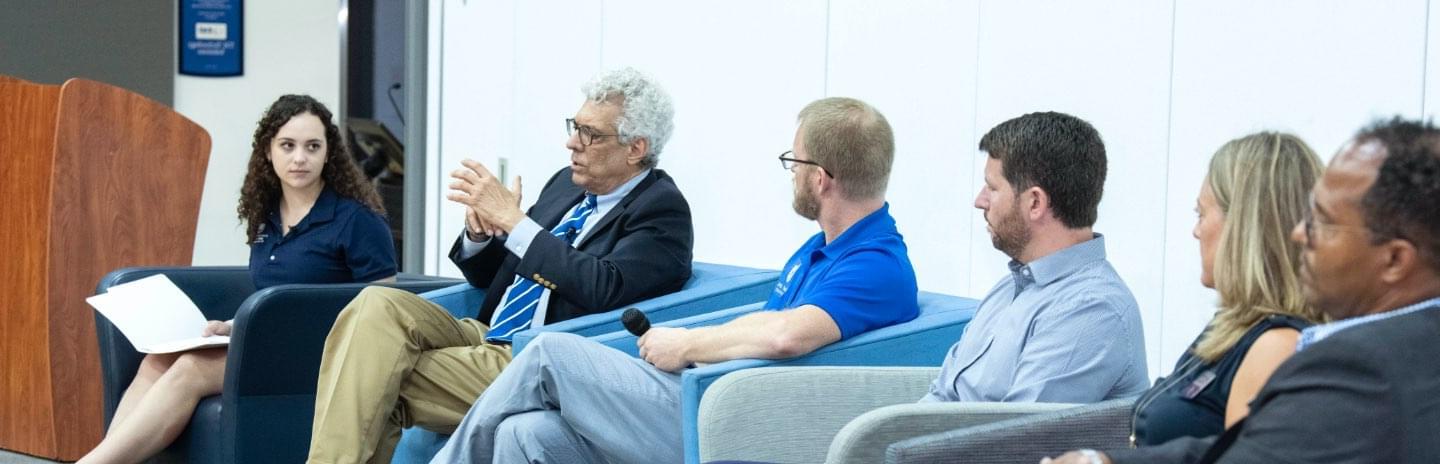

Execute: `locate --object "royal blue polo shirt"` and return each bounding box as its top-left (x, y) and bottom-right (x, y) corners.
top-left (248, 188), bottom-right (397, 290)
top-left (764, 202), bottom-right (919, 339)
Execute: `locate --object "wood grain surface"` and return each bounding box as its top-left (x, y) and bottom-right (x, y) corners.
top-left (0, 76), bottom-right (211, 460)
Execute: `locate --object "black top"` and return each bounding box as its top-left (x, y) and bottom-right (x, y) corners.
top-left (1108, 302), bottom-right (1440, 464)
top-left (1130, 314), bottom-right (1311, 447)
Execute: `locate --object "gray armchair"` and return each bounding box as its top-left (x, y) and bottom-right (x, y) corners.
top-left (698, 366), bottom-right (1075, 464)
top-left (885, 397), bottom-right (1136, 464)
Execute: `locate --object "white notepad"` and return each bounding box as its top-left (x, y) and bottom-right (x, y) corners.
top-left (86, 274), bottom-right (230, 354)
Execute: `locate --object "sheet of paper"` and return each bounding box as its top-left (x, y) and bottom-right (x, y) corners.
top-left (86, 274), bottom-right (231, 354)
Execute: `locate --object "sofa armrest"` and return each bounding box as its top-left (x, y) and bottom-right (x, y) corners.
top-left (221, 275), bottom-right (461, 464)
top-left (225, 276), bottom-right (461, 397)
top-left (586, 302), bottom-right (768, 356)
top-left (510, 264), bottom-right (778, 354)
top-left (680, 301), bottom-right (976, 464)
top-left (698, 366), bottom-right (939, 463)
top-left (418, 282), bottom-right (487, 319)
top-left (829, 401), bottom-right (1076, 464)
top-left (93, 266), bottom-right (254, 428)
top-left (884, 397), bottom-right (1135, 464)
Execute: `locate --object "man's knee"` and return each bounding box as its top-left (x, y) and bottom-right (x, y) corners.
top-left (520, 332), bottom-right (615, 376)
top-left (336, 286), bottom-right (414, 327)
top-left (527, 332), bottom-right (589, 357)
top-left (494, 411), bottom-right (578, 459)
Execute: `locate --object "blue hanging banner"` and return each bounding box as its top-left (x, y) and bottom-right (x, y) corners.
top-left (179, 0), bottom-right (243, 76)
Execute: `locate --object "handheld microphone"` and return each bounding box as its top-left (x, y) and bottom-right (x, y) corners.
top-left (621, 308), bottom-right (650, 336)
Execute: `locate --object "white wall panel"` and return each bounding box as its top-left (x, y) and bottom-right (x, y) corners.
top-left (431, 0), bottom-right (513, 275)
top-left (431, 0), bottom-right (601, 276)
top-left (424, 0), bottom-right (1440, 375)
top-left (1427, 0), bottom-right (1440, 119)
top-left (973, 0), bottom-right (1175, 374)
top-left (601, 0), bottom-right (829, 271)
top-left (827, 0), bottom-right (981, 296)
top-left (1162, 0), bottom-right (1427, 372)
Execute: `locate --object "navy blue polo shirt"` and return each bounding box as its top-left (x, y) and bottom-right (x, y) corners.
top-left (248, 188), bottom-right (397, 290)
top-left (764, 202), bottom-right (919, 339)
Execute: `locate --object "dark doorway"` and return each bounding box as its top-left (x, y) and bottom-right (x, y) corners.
top-left (345, 0), bottom-right (410, 266)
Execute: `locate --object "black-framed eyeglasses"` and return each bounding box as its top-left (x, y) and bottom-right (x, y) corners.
top-left (566, 118), bottom-right (619, 147)
top-left (778, 150), bottom-right (834, 178)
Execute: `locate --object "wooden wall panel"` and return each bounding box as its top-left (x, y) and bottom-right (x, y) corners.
top-left (0, 78), bottom-right (61, 457)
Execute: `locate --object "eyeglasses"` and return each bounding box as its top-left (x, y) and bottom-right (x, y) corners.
top-left (777, 151), bottom-right (834, 178)
top-left (1301, 194), bottom-right (1367, 246)
top-left (566, 118), bottom-right (619, 147)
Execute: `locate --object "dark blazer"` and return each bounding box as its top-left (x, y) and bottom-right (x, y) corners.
top-left (1109, 303), bottom-right (1440, 464)
top-left (446, 167), bottom-right (693, 328)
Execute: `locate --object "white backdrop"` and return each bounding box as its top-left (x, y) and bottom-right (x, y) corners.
top-left (425, 0), bottom-right (1436, 376)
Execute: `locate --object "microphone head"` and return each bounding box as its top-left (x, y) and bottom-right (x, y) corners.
top-left (621, 308), bottom-right (650, 336)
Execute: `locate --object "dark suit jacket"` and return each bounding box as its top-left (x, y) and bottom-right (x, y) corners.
top-left (446, 167), bottom-right (693, 329)
top-left (1110, 303), bottom-right (1440, 464)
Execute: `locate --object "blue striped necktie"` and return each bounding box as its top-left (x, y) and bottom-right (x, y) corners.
top-left (486, 194), bottom-right (598, 343)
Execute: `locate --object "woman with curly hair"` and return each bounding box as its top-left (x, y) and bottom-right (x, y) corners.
top-left (1047, 132), bottom-right (1326, 463)
top-left (80, 94), bottom-right (396, 464)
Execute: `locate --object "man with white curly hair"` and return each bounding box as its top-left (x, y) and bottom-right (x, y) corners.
top-left (431, 97), bottom-right (920, 463)
top-left (306, 67), bottom-right (694, 464)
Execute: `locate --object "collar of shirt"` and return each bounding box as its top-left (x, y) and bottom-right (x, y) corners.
top-left (589, 168), bottom-right (651, 219)
top-left (811, 202), bottom-right (898, 260)
top-left (266, 187), bottom-right (339, 239)
top-left (1006, 233), bottom-right (1108, 295)
top-left (572, 168), bottom-right (650, 245)
top-left (1296, 295), bottom-right (1440, 351)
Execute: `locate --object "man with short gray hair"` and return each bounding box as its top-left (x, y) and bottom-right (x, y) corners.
top-left (429, 97), bottom-right (921, 463)
top-left (306, 67), bottom-right (694, 464)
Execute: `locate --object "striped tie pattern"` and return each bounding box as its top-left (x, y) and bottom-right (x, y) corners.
top-left (486, 194), bottom-right (598, 343)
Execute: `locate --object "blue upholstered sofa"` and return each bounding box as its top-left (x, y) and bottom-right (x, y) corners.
top-left (389, 262), bottom-right (778, 463)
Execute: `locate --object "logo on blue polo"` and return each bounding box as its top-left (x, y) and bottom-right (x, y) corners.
top-left (773, 262), bottom-right (800, 297)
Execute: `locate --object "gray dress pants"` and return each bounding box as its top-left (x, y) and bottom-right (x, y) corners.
top-left (430, 332), bottom-right (685, 463)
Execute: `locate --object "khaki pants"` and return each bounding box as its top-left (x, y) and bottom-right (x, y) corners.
top-left (307, 286), bottom-right (513, 464)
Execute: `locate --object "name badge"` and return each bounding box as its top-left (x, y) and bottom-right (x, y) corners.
top-left (1181, 370), bottom-right (1217, 399)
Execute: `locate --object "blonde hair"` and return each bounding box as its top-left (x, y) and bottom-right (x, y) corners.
top-left (1193, 132), bottom-right (1326, 362)
top-left (797, 97), bottom-right (894, 200)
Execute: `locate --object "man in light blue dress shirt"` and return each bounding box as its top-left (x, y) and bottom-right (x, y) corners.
top-left (923, 112), bottom-right (1149, 404)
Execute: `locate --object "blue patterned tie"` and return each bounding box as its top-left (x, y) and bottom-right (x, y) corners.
top-left (486, 194), bottom-right (598, 343)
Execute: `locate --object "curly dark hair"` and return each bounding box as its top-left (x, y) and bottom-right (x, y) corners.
top-left (1354, 117), bottom-right (1440, 273)
top-left (979, 111), bottom-right (1107, 228)
top-left (237, 94), bottom-right (385, 243)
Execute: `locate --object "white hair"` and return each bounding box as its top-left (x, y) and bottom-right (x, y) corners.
top-left (581, 67), bottom-right (675, 168)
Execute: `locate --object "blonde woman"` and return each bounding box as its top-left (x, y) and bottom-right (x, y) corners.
top-left (1051, 132), bottom-right (1325, 464)
top-left (1131, 132), bottom-right (1326, 445)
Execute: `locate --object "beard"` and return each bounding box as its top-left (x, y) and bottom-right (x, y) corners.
top-left (989, 202), bottom-right (1031, 259)
top-left (792, 181), bottom-right (820, 220)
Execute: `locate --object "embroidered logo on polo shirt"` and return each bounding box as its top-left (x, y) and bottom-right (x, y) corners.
top-left (774, 262), bottom-right (800, 296)
top-left (253, 224), bottom-right (268, 244)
